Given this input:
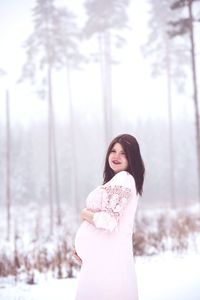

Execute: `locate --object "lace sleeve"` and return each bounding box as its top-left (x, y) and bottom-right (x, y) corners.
top-left (93, 171), bottom-right (134, 232)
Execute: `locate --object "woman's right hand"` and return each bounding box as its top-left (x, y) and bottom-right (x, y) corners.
top-left (72, 247), bottom-right (82, 265)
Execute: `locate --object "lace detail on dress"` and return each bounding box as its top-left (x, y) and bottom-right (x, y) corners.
top-left (102, 185), bottom-right (131, 215)
top-left (93, 185), bottom-right (132, 231)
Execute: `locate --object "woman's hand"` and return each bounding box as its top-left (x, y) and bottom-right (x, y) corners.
top-left (81, 208), bottom-right (94, 224)
top-left (81, 208), bottom-right (89, 221)
top-left (72, 247), bottom-right (82, 265)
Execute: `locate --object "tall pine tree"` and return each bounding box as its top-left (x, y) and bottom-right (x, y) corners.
top-left (168, 0), bottom-right (200, 203)
top-left (84, 0), bottom-right (130, 145)
top-left (21, 0), bottom-right (62, 233)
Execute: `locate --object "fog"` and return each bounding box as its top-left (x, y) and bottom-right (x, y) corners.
top-left (0, 0), bottom-right (199, 218)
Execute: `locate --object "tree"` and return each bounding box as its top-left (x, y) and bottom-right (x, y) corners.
top-left (142, 0), bottom-right (189, 206)
top-left (53, 6), bottom-right (85, 212)
top-left (21, 0), bottom-right (61, 234)
top-left (5, 89), bottom-right (11, 240)
top-left (0, 69), bottom-right (11, 240)
top-left (168, 0), bottom-right (200, 202)
top-left (21, 1), bottom-right (85, 219)
top-left (84, 0), bottom-right (130, 145)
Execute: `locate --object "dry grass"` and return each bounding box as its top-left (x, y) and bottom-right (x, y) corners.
top-left (133, 209), bottom-right (200, 255)
top-left (0, 208), bottom-right (199, 283)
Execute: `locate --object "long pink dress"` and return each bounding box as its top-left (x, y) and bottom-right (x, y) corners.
top-left (75, 171), bottom-right (139, 300)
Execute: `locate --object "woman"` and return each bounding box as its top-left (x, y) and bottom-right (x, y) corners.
top-left (74, 134), bottom-right (145, 300)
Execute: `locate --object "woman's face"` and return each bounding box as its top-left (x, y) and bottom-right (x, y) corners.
top-left (108, 142), bottom-right (128, 174)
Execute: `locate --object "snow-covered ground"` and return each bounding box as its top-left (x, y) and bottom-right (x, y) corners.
top-left (0, 251), bottom-right (200, 300)
top-left (0, 203), bottom-right (199, 299)
top-left (137, 252), bottom-right (200, 300)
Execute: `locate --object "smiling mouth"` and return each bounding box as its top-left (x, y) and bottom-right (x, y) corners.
top-left (112, 160), bottom-right (121, 165)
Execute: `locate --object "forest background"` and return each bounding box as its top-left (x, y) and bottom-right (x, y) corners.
top-left (0, 0), bottom-right (200, 282)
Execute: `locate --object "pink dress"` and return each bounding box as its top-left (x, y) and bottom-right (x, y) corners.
top-left (75, 171), bottom-right (139, 300)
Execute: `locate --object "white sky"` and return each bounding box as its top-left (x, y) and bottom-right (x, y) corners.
top-left (0, 0), bottom-right (198, 125)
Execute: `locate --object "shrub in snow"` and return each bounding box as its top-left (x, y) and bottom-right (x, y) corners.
top-left (0, 203), bottom-right (199, 282)
top-left (133, 208), bottom-right (200, 256)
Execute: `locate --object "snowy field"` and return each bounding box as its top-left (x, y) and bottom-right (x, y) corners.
top-left (0, 251), bottom-right (200, 300)
top-left (0, 204), bottom-right (199, 299)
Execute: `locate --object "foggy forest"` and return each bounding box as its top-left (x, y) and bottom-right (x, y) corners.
top-left (0, 0), bottom-right (200, 299)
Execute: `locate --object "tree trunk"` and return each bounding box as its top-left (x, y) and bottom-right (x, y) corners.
top-left (98, 31), bottom-right (113, 147)
top-left (188, 0), bottom-right (200, 202)
top-left (5, 89), bottom-right (11, 240)
top-left (166, 40), bottom-right (176, 207)
top-left (52, 110), bottom-right (61, 226)
top-left (104, 30), bottom-right (113, 144)
top-left (66, 62), bottom-right (79, 212)
top-left (47, 65), bottom-right (54, 235)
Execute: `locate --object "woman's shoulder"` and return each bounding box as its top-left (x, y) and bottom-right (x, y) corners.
top-left (114, 170), bottom-right (134, 180)
top-left (107, 171), bottom-right (135, 187)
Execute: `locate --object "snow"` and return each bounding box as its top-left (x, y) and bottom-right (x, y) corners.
top-left (0, 251), bottom-right (200, 300)
top-left (136, 252), bottom-right (200, 300)
top-left (0, 203), bottom-right (199, 299)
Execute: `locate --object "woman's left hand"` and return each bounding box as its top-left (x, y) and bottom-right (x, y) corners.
top-left (80, 208), bottom-right (87, 221)
top-left (81, 208), bottom-right (94, 224)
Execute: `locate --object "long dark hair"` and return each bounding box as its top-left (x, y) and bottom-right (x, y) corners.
top-left (103, 134), bottom-right (145, 195)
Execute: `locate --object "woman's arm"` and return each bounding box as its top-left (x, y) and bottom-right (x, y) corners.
top-left (81, 172), bottom-right (136, 231)
top-left (92, 172), bottom-right (135, 231)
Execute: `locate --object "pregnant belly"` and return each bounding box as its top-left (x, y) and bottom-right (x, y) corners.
top-left (75, 221), bottom-right (97, 260)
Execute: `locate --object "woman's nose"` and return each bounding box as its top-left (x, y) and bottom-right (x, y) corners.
top-left (114, 152), bottom-right (120, 159)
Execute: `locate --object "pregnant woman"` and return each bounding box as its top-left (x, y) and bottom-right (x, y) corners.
top-left (74, 133), bottom-right (145, 300)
